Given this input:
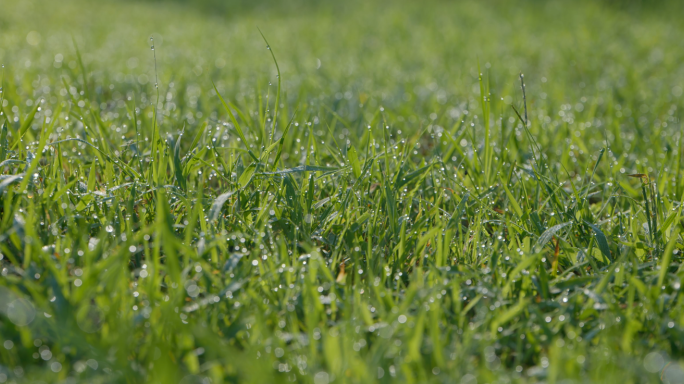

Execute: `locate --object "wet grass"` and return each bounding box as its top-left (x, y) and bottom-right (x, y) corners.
top-left (1, 0), bottom-right (684, 382)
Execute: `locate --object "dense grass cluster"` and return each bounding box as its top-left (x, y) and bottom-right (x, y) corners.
top-left (1, 0), bottom-right (684, 382)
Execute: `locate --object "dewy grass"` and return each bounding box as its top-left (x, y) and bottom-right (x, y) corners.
top-left (1, 0), bottom-right (684, 382)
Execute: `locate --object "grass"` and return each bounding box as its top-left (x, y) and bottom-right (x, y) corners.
top-left (1, 0), bottom-right (684, 382)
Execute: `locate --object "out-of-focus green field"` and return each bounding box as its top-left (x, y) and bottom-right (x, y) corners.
top-left (1, 0), bottom-right (684, 382)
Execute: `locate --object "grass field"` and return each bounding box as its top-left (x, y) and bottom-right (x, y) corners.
top-left (1, 0), bottom-right (684, 382)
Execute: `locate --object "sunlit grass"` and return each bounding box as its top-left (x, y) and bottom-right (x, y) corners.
top-left (1, 0), bottom-right (684, 383)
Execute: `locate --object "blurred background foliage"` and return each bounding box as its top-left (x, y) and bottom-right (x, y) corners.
top-left (0, 0), bottom-right (682, 123)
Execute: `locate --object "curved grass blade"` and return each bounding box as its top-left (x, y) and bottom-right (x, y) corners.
top-left (501, 177), bottom-right (524, 218)
top-left (257, 27), bottom-right (281, 148)
top-left (535, 221), bottom-right (572, 251)
top-left (209, 191), bottom-right (236, 222)
top-left (11, 101), bottom-right (40, 150)
top-left (47, 138), bottom-right (140, 179)
top-left (0, 120), bottom-right (8, 161)
top-left (395, 163), bottom-right (434, 190)
top-left (212, 82), bottom-right (259, 162)
top-left (657, 228), bottom-right (680, 288)
top-left (0, 174), bottom-right (24, 194)
top-left (261, 165), bottom-right (338, 175)
top-left (172, 128), bottom-right (187, 191)
top-left (585, 221), bottom-right (612, 262)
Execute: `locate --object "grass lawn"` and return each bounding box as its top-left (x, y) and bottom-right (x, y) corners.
top-left (1, 0), bottom-right (684, 382)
